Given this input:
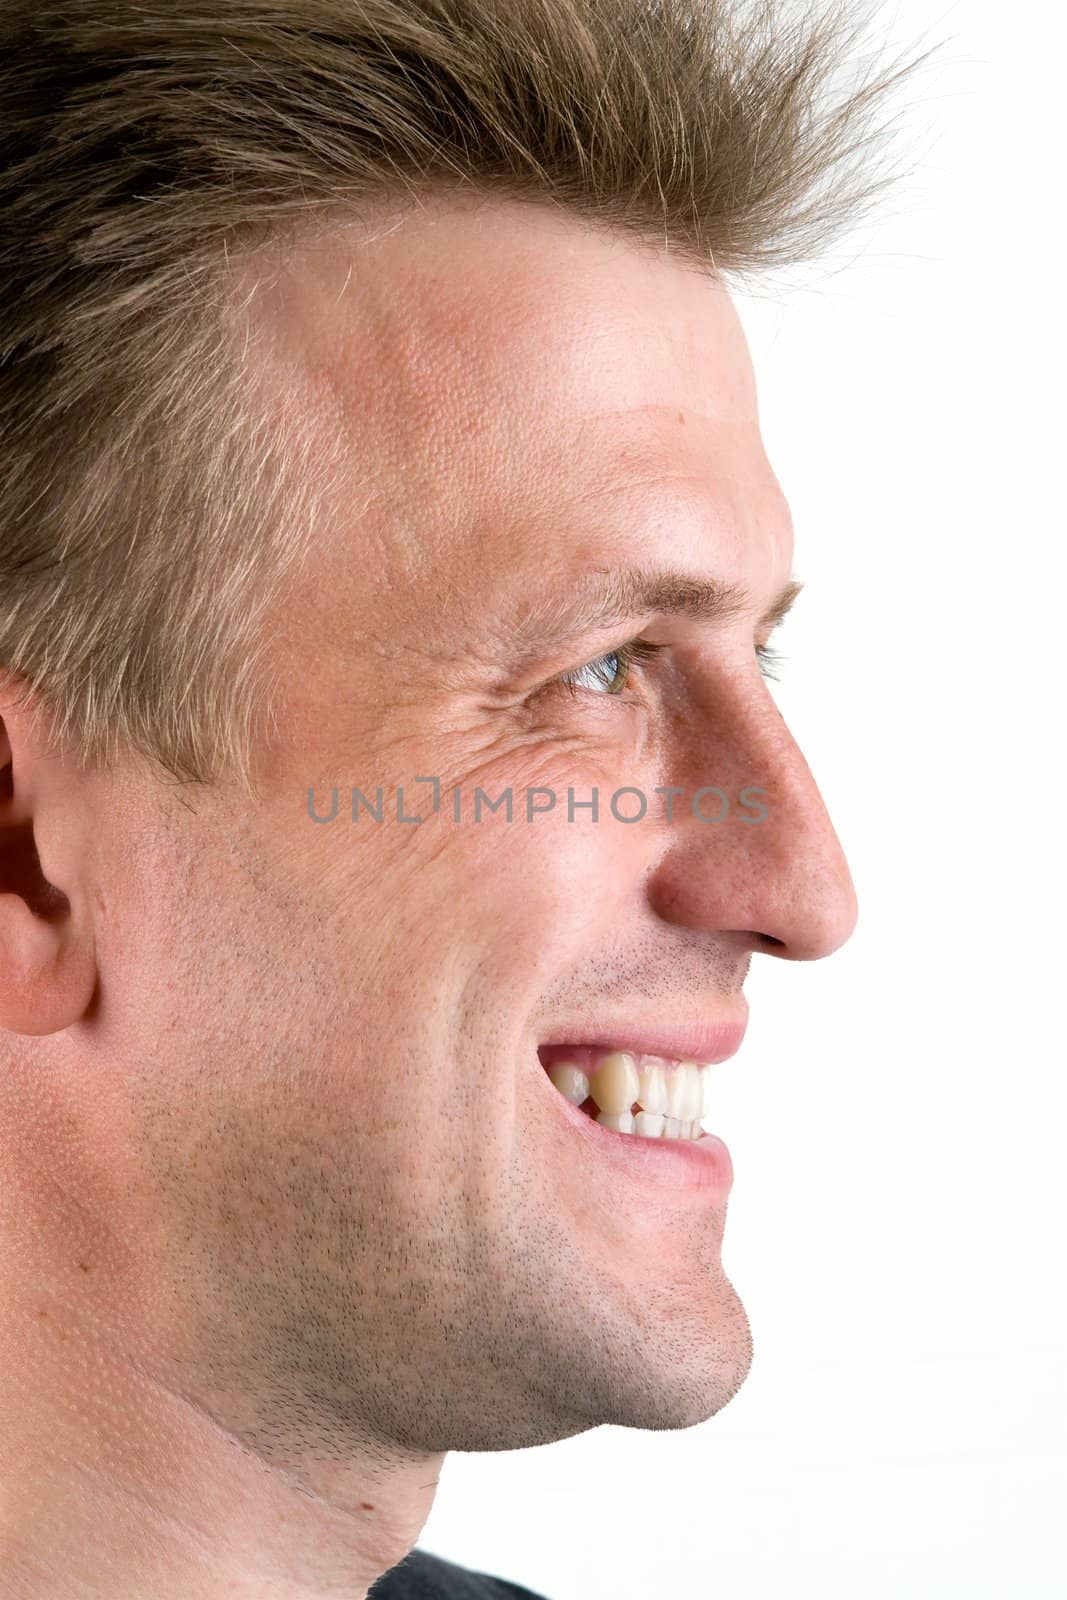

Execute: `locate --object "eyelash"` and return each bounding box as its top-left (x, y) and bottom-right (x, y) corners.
top-left (553, 638), bottom-right (784, 699)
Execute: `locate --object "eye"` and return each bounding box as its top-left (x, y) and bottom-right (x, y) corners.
top-left (554, 638), bottom-right (667, 698)
top-left (549, 636), bottom-right (783, 700)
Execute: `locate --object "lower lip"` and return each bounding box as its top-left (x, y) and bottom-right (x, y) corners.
top-left (537, 1062), bottom-right (733, 1197)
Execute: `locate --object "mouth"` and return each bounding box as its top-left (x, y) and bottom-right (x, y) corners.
top-left (535, 1037), bottom-right (740, 1195)
top-left (538, 1046), bottom-right (713, 1141)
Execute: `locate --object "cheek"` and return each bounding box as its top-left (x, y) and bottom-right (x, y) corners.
top-left (448, 804), bottom-right (645, 976)
top-left (322, 717), bottom-right (659, 973)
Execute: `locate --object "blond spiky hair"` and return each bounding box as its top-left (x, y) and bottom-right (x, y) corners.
top-left (0, 0), bottom-right (932, 794)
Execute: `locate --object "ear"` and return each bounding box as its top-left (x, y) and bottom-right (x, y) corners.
top-left (0, 689), bottom-right (98, 1036)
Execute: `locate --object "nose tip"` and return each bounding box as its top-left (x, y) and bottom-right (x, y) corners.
top-left (760, 825), bottom-right (859, 961)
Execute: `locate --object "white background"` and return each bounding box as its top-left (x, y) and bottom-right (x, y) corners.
top-left (418, 3), bottom-right (1067, 1595)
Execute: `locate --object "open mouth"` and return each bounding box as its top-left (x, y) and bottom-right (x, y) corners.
top-left (538, 1045), bottom-right (711, 1142)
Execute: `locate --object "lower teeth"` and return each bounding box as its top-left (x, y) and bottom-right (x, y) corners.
top-left (586, 1104), bottom-right (703, 1142)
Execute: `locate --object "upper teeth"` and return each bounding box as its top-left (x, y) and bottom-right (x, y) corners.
top-left (546, 1051), bottom-right (712, 1133)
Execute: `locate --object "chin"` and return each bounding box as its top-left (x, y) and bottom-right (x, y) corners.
top-left (588, 1275), bottom-right (755, 1433)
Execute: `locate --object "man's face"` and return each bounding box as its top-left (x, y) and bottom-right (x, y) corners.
top-left (76, 195), bottom-right (856, 1463)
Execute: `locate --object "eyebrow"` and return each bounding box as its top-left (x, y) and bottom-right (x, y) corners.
top-left (509, 567), bottom-right (803, 654)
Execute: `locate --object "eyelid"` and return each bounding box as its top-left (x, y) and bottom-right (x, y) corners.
top-left (534, 606), bottom-right (793, 704)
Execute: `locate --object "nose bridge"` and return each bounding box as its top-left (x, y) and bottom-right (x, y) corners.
top-left (649, 673), bottom-right (858, 960)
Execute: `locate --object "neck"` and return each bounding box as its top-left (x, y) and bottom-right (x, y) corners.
top-left (1, 1275), bottom-right (443, 1600)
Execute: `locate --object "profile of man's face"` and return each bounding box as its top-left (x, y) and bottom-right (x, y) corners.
top-left (11, 193), bottom-right (856, 1477)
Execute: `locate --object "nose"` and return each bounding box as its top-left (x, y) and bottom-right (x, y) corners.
top-left (645, 672), bottom-right (858, 961)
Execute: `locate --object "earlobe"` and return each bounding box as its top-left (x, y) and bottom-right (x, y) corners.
top-left (0, 713), bottom-right (98, 1038)
top-left (0, 892), bottom-right (97, 1036)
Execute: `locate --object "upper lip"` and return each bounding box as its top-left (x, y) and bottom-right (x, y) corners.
top-left (537, 1002), bottom-right (748, 1066)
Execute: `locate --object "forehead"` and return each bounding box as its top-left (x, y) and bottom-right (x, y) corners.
top-left (243, 193), bottom-right (790, 614)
